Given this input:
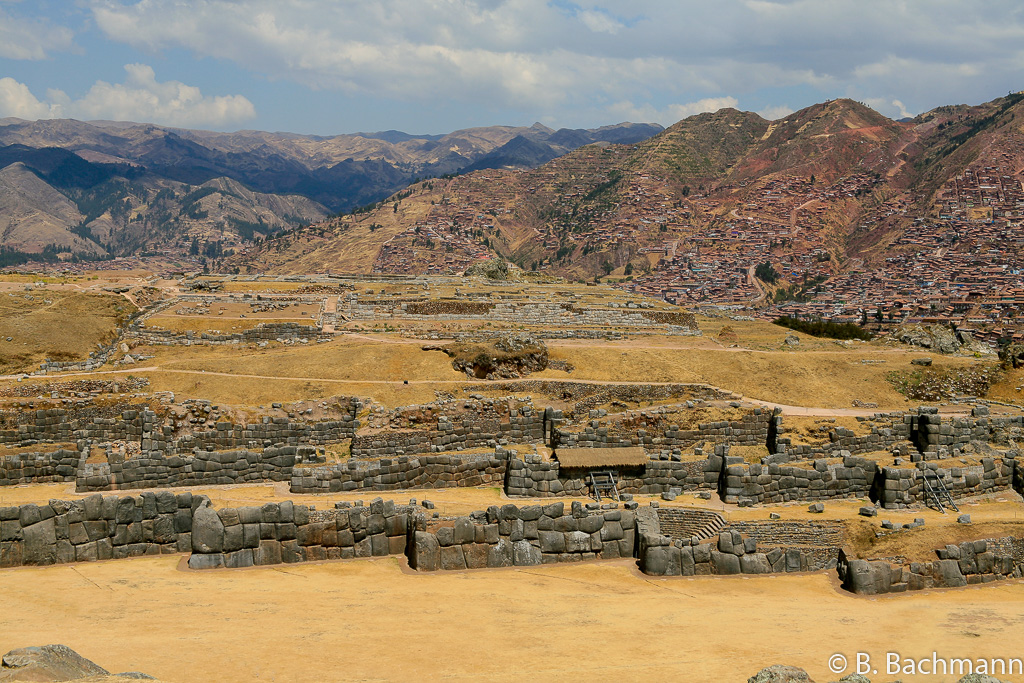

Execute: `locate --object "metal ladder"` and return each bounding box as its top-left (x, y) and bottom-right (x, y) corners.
top-left (920, 470), bottom-right (959, 513)
top-left (589, 470), bottom-right (620, 502)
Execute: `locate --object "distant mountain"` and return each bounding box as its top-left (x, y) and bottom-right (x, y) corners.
top-left (0, 143), bottom-right (329, 261)
top-left (0, 117), bottom-right (662, 262)
top-left (0, 118), bottom-right (662, 212)
top-left (461, 122), bottom-right (663, 173)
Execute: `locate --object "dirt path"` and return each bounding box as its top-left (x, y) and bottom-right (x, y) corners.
top-left (0, 364), bottom-right (967, 417)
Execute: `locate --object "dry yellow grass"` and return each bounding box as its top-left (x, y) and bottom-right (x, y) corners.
top-left (544, 342), bottom-right (982, 409)
top-left (0, 291), bottom-right (134, 374)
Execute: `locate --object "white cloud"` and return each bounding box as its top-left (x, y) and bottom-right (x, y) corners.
top-left (861, 97), bottom-right (915, 120)
top-left (0, 8), bottom-right (74, 60)
top-left (758, 104), bottom-right (794, 121)
top-left (0, 65), bottom-right (256, 127)
top-left (578, 10), bottom-right (624, 34)
top-left (0, 77), bottom-right (62, 119)
top-left (608, 97), bottom-right (740, 126)
top-left (84, 0), bottom-right (1024, 125)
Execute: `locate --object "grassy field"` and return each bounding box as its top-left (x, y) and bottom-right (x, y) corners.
top-left (0, 290), bottom-right (134, 374)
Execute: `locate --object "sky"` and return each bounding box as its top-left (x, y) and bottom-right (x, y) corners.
top-left (0, 0), bottom-right (1022, 136)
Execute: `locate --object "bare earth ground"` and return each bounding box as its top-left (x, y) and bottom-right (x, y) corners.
top-left (2, 553), bottom-right (1023, 682)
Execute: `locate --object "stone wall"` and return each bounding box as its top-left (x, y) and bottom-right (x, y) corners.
top-left (409, 500), bottom-right (636, 570)
top-left (350, 408), bottom-right (543, 458)
top-left (340, 298), bottom-right (700, 335)
top-left (639, 529), bottom-right (828, 576)
top-left (133, 322), bottom-right (327, 347)
top-left (838, 540), bottom-right (1024, 595)
top-left (876, 456), bottom-right (1016, 509)
top-left (0, 448), bottom-right (84, 486)
top-left (505, 453), bottom-right (718, 497)
top-left (719, 454), bottom-right (879, 505)
top-left (0, 401), bottom-right (359, 460)
top-left (553, 408), bottom-right (772, 452)
top-left (76, 446), bottom-right (314, 492)
top-left (0, 493), bottom-right (198, 568)
top-left (290, 451), bottom-right (507, 493)
top-left (187, 497), bottom-right (412, 569)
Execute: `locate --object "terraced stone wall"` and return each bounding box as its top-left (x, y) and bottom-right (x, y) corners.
top-left (719, 454), bottom-right (879, 505)
top-left (290, 452), bottom-right (507, 493)
top-left (506, 453), bottom-right (718, 497)
top-left (349, 408), bottom-right (543, 459)
top-left (76, 446), bottom-right (314, 492)
top-left (187, 498), bottom-right (412, 569)
top-left (0, 448), bottom-right (84, 486)
top-left (553, 408), bottom-right (772, 452)
top-left (875, 456), bottom-right (1017, 509)
top-left (837, 540), bottom-right (1024, 595)
top-left (0, 493), bottom-right (198, 568)
top-left (408, 501), bottom-right (636, 571)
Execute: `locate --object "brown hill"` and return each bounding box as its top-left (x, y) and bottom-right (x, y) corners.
top-left (227, 93), bottom-right (1024, 282)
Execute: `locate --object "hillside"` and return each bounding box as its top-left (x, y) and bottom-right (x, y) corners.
top-left (229, 93), bottom-right (1024, 348)
top-left (0, 146), bottom-right (331, 263)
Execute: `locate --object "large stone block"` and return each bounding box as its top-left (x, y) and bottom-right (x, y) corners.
top-left (512, 540), bottom-right (541, 566)
top-left (711, 551), bottom-right (741, 575)
top-left (22, 519), bottom-right (57, 565)
top-left (191, 503), bottom-right (225, 553)
top-left (538, 530), bottom-right (565, 554)
top-left (440, 544), bottom-right (467, 571)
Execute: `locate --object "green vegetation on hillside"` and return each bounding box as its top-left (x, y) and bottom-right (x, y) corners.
top-left (773, 316), bottom-right (873, 341)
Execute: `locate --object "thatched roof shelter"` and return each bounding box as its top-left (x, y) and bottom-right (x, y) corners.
top-left (553, 447), bottom-right (648, 470)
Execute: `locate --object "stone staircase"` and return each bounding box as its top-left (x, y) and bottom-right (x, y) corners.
top-left (657, 508), bottom-right (727, 542)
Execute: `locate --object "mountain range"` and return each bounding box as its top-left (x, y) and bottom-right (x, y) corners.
top-left (0, 117), bottom-right (662, 263)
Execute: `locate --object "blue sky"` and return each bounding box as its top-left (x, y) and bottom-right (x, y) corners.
top-left (1, 0), bottom-right (1022, 135)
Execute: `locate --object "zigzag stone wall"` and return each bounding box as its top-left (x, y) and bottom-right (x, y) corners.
top-left (838, 540), bottom-right (1024, 595)
top-left (409, 501), bottom-right (637, 570)
top-left (350, 408), bottom-right (543, 458)
top-left (187, 497), bottom-right (413, 569)
top-left (290, 452), bottom-right (507, 493)
top-left (0, 493), bottom-right (199, 568)
top-left (76, 446), bottom-right (316, 492)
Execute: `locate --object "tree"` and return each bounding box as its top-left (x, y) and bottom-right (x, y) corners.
top-left (624, 262), bottom-right (634, 275)
top-left (601, 260), bottom-right (614, 275)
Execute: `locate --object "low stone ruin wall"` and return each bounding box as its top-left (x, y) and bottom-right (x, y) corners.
top-left (0, 492), bottom-right (198, 568)
top-left (341, 299), bottom-right (700, 335)
top-left (877, 456), bottom-right (1016, 509)
top-left (778, 413), bottom-right (913, 458)
top-left (290, 452), bottom-right (507, 493)
top-left (409, 501), bottom-right (636, 571)
top-left (720, 454), bottom-right (879, 505)
top-left (187, 498), bottom-right (412, 569)
top-left (838, 540), bottom-right (1024, 595)
top-left (505, 453), bottom-right (718, 497)
top-left (133, 322), bottom-right (326, 346)
top-left (0, 448), bottom-right (84, 486)
top-left (349, 410), bottom-right (543, 459)
top-left (76, 446), bottom-right (311, 492)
